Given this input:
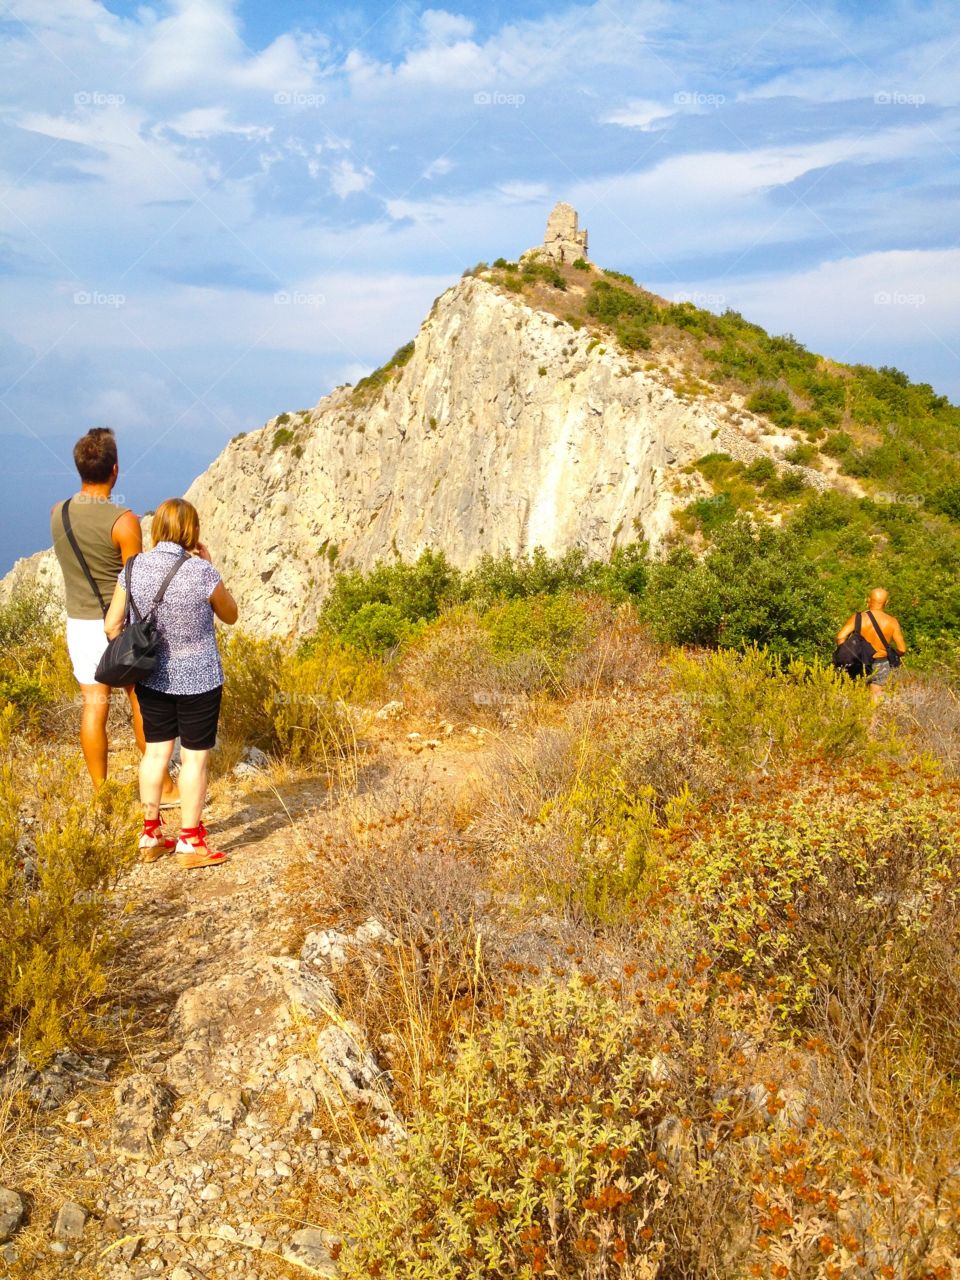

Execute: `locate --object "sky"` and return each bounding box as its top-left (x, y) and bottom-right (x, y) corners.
top-left (1, 0), bottom-right (958, 568)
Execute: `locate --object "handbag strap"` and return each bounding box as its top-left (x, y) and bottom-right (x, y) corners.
top-left (866, 610), bottom-right (894, 661)
top-left (853, 612), bottom-right (862, 635)
top-left (125, 551), bottom-right (189, 623)
top-left (61, 498), bottom-right (108, 618)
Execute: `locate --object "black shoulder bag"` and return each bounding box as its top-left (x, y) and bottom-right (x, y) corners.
top-left (94, 553), bottom-right (188, 687)
top-left (866, 609), bottom-right (901, 669)
top-left (832, 612), bottom-right (876, 679)
top-left (61, 497), bottom-right (108, 617)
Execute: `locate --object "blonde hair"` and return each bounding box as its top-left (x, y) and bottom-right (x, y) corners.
top-left (151, 498), bottom-right (200, 551)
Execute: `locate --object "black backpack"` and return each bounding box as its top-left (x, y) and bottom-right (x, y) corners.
top-left (94, 552), bottom-right (187, 687)
top-left (832, 612), bottom-right (876, 679)
top-left (832, 610), bottom-right (898, 679)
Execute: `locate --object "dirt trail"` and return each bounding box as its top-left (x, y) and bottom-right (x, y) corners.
top-left (6, 729), bottom-right (492, 1280)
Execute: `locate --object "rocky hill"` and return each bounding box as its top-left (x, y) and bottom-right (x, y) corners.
top-left (1, 206), bottom-right (832, 636)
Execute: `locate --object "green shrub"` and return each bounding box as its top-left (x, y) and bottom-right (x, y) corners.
top-left (318, 550), bottom-right (459, 641)
top-left (461, 546), bottom-right (646, 610)
top-left (333, 976), bottom-right (671, 1280)
top-left (784, 442), bottom-right (817, 466)
top-left (685, 492), bottom-right (737, 534)
top-left (571, 257), bottom-right (590, 270)
top-left (353, 341), bottom-right (416, 399)
top-left (602, 267), bottom-right (637, 284)
top-left (481, 593), bottom-right (590, 666)
top-left (272, 427), bottom-right (295, 450)
top-left (666, 768), bottom-right (959, 1032)
top-left (743, 456), bottom-right (776, 485)
top-left (615, 317), bottom-right (651, 350)
top-left (338, 602), bottom-right (412, 655)
top-left (586, 280), bottom-right (657, 327)
top-left (745, 386), bottom-right (794, 426)
top-left (0, 707), bottom-right (137, 1063)
top-left (272, 640), bottom-right (382, 764)
top-left (0, 588), bottom-right (75, 730)
top-left (672, 646), bottom-right (872, 773)
top-left (643, 518), bottom-right (830, 658)
top-left (219, 631), bottom-right (381, 760)
top-left (520, 259), bottom-right (566, 290)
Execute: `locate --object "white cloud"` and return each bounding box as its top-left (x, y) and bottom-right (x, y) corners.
top-left (419, 10), bottom-right (477, 43)
top-left (603, 99), bottom-right (673, 131)
top-left (329, 158), bottom-right (374, 197)
top-left (423, 155), bottom-right (454, 179)
top-left (167, 107), bottom-right (272, 140)
top-left (691, 248), bottom-right (960, 355)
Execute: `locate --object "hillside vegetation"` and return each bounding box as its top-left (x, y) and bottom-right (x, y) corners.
top-left (2, 539), bottom-right (960, 1276)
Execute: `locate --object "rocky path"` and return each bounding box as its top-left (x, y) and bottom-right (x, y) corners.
top-left (2, 726), bottom-right (492, 1280)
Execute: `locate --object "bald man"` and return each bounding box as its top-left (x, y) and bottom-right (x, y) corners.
top-left (836, 588), bottom-right (907, 700)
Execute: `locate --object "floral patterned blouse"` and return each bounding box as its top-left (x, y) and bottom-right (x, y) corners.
top-left (120, 541), bottom-right (224, 695)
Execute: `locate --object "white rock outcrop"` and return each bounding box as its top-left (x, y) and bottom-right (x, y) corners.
top-left (177, 275), bottom-right (729, 634)
top-left (2, 273), bottom-right (821, 636)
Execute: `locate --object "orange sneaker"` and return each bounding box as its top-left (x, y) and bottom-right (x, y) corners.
top-left (139, 816), bottom-right (177, 863)
top-left (175, 824), bottom-right (229, 869)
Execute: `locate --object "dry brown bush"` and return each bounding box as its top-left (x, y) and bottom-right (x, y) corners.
top-left (888, 672), bottom-right (960, 774)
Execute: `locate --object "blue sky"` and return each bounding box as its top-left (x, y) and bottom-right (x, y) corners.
top-left (1, 0), bottom-right (958, 566)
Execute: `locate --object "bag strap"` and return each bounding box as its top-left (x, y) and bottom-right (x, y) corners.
top-left (124, 555), bottom-right (142, 624)
top-left (61, 498), bottom-right (108, 618)
top-left (866, 610), bottom-right (894, 661)
top-left (151, 552), bottom-right (189, 610)
top-left (853, 612), bottom-right (862, 635)
top-left (126, 551), bottom-right (189, 622)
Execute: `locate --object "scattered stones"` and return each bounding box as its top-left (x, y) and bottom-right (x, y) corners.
top-left (207, 1087), bottom-right (247, 1128)
top-left (112, 1074), bottom-right (175, 1157)
top-left (285, 1227), bottom-right (338, 1275)
top-left (374, 700), bottom-right (404, 721)
top-left (233, 745), bottom-right (270, 777)
top-left (0, 1188), bottom-right (24, 1242)
top-left (266, 955), bottom-right (337, 1017)
top-left (301, 928), bottom-right (350, 971)
top-left (52, 1200), bottom-right (87, 1241)
top-left (0, 1049), bottom-right (111, 1111)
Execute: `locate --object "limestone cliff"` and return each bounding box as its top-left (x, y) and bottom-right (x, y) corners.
top-left (2, 273), bottom-right (823, 637)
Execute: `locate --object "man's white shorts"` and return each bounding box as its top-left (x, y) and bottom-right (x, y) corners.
top-left (65, 617), bottom-right (109, 686)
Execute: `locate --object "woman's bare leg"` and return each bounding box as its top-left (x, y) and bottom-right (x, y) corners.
top-left (178, 747), bottom-right (211, 829)
top-left (140, 739), bottom-right (176, 820)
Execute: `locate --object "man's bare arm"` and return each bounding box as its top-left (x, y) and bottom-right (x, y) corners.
top-left (836, 614), bottom-right (856, 644)
top-left (890, 619), bottom-right (907, 654)
top-left (112, 510), bottom-right (143, 563)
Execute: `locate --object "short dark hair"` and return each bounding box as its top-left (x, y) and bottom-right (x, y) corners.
top-left (73, 428), bottom-right (118, 483)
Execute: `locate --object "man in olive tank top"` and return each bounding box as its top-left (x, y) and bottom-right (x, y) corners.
top-left (51, 428), bottom-right (177, 800)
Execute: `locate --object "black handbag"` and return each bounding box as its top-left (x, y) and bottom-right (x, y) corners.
top-left (832, 612), bottom-right (876, 679)
top-left (94, 552), bottom-right (187, 687)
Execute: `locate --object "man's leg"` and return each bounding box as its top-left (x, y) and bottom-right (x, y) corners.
top-left (126, 686), bottom-right (179, 803)
top-left (78, 684), bottom-right (112, 786)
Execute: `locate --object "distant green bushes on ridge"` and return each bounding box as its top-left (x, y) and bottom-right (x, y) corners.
top-left (301, 489), bottom-right (960, 674)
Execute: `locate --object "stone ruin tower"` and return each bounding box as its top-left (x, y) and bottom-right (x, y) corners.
top-left (540, 201), bottom-right (589, 263)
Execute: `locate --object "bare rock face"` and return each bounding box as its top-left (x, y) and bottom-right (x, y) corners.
top-left (3, 270), bottom-right (825, 636)
top-left (181, 276), bottom-right (739, 635)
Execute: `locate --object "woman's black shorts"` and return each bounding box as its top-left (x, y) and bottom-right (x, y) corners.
top-left (135, 683), bottom-right (223, 751)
